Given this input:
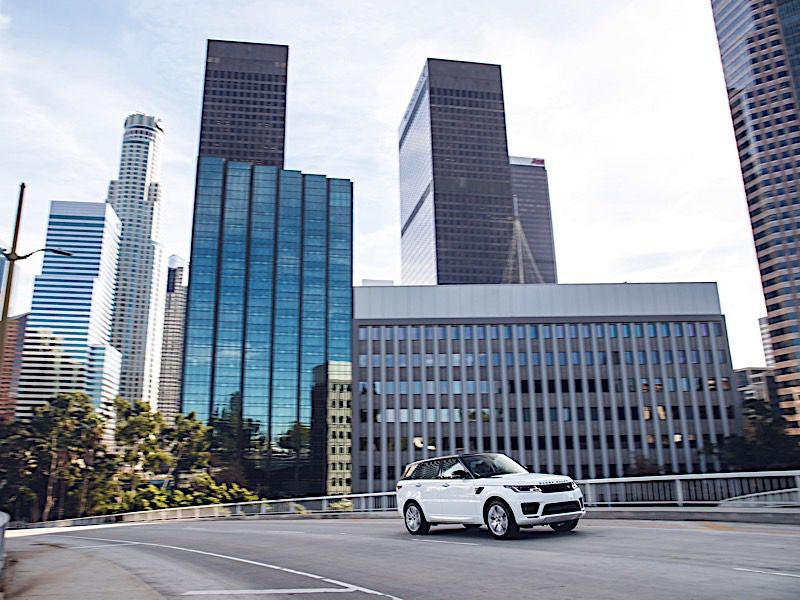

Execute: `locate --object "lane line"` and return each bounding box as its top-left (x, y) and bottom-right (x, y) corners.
top-left (182, 587), bottom-right (355, 595)
top-left (410, 539), bottom-right (478, 546)
top-left (48, 533), bottom-right (403, 599)
top-left (71, 541), bottom-right (143, 549)
top-left (733, 568), bottom-right (800, 579)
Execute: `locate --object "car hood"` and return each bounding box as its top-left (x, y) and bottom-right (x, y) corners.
top-left (478, 473), bottom-right (574, 485)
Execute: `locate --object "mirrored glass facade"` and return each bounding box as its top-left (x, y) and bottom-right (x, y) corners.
top-left (182, 157), bottom-right (352, 496)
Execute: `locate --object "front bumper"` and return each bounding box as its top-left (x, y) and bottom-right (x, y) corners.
top-left (510, 492), bottom-right (586, 525)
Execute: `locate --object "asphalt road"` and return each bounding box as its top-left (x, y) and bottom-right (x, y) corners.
top-left (7, 517), bottom-right (800, 599)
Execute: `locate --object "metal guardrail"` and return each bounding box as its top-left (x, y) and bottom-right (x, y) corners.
top-left (1, 511), bottom-right (9, 576)
top-left (9, 470), bottom-right (800, 530)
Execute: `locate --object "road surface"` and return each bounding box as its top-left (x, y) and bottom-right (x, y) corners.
top-left (6, 517), bottom-right (800, 599)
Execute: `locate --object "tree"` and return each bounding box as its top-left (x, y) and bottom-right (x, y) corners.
top-left (163, 412), bottom-right (211, 489)
top-left (114, 397), bottom-right (173, 506)
top-left (720, 395), bottom-right (800, 470)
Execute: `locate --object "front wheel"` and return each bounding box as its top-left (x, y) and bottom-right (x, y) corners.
top-left (404, 502), bottom-right (430, 535)
top-left (485, 500), bottom-right (519, 540)
top-left (549, 519), bottom-right (579, 533)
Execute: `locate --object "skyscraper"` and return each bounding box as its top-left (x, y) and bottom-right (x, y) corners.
top-left (200, 40), bottom-right (288, 166)
top-left (159, 255), bottom-right (188, 424)
top-left (759, 316), bottom-right (776, 367)
top-left (399, 59), bottom-right (557, 285)
top-left (711, 0), bottom-right (800, 433)
top-left (106, 113), bottom-right (167, 409)
top-left (509, 157), bottom-right (558, 284)
top-left (182, 41), bottom-right (352, 496)
top-left (0, 313), bottom-right (27, 420)
top-left (16, 201), bottom-right (121, 420)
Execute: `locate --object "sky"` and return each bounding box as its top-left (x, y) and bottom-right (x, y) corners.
top-left (0, 0), bottom-right (767, 369)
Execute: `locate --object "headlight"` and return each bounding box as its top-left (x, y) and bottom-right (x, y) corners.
top-left (504, 485), bottom-right (541, 493)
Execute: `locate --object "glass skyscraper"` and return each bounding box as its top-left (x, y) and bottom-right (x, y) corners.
top-left (182, 40), bottom-right (352, 496)
top-left (711, 0), bottom-right (800, 433)
top-left (399, 58), bottom-right (558, 285)
top-left (16, 201), bottom-right (121, 420)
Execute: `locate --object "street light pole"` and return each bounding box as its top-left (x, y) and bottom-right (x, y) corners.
top-left (0, 183), bottom-right (26, 392)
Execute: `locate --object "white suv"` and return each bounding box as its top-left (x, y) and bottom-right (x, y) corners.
top-left (396, 453), bottom-right (585, 540)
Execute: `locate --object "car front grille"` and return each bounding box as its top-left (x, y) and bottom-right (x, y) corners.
top-left (538, 483), bottom-right (574, 494)
top-left (542, 501), bottom-right (582, 515)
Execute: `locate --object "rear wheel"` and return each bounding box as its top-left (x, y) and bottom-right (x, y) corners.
top-left (462, 524), bottom-right (481, 530)
top-left (404, 502), bottom-right (430, 535)
top-left (485, 500), bottom-right (519, 540)
top-left (549, 519), bottom-right (579, 533)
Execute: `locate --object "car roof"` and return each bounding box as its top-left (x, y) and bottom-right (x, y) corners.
top-left (406, 452), bottom-right (496, 467)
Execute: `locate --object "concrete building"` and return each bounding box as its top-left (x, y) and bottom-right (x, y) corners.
top-left (107, 113), bottom-right (167, 409)
top-left (398, 58), bottom-right (556, 285)
top-left (158, 256), bottom-right (188, 423)
top-left (0, 313), bottom-right (27, 420)
top-left (735, 366), bottom-right (780, 416)
top-left (711, 0), bottom-right (800, 433)
top-left (16, 201), bottom-right (121, 420)
top-left (313, 361), bottom-right (353, 495)
top-left (352, 283), bottom-right (739, 493)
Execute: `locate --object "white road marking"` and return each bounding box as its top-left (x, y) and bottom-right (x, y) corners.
top-left (410, 539), bottom-right (478, 546)
top-left (48, 533), bottom-right (403, 599)
top-left (182, 587), bottom-right (355, 595)
top-left (70, 541), bottom-right (143, 549)
top-left (733, 567), bottom-right (800, 579)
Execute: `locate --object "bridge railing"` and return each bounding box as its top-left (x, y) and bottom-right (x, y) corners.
top-left (9, 470), bottom-right (800, 529)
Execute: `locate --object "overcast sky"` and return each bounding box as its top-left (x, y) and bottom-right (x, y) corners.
top-left (0, 0), bottom-right (767, 369)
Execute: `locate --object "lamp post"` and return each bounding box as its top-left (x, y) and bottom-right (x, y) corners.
top-left (0, 183), bottom-right (72, 400)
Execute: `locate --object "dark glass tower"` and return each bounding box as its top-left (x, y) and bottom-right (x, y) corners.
top-left (200, 40), bottom-right (288, 166)
top-left (711, 0), bottom-right (800, 433)
top-left (399, 59), bottom-right (515, 284)
top-left (182, 41), bottom-right (353, 495)
top-left (509, 156), bottom-right (558, 284)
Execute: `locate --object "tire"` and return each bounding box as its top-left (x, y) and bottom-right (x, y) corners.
top-left (463, 524), bottom-right (482, 530)
top-left (549, 519), bottom-right (579, 533)
top-left (404, 502), bottom-right (430, 535)
top-left (485, 500), bottom-right (520, 540)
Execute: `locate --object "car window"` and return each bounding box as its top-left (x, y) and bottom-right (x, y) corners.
top-left (439, 458), bottom-right (469, 479)
top-left (461, 453), bottom-right (528, 478)
top-left (413, 460), bottom-right (440, 480)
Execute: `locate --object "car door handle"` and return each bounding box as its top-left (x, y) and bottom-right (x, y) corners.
top-left (441, 483), bottom-right (450, 487)
top-left (415, 483), bottom-right (421, 487)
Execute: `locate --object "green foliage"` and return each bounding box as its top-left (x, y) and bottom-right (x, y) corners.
top-left (0, 394), bottom-right (260, 522)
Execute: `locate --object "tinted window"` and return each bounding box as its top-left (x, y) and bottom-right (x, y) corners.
top-left (440, 458), bottom-right (469, 479)
top-left (461, 453), bottom-right (528, 478)
top-left (415, 461), bottom-right (440, 479)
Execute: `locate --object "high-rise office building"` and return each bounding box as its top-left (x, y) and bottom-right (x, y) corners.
top-left (399, 59), bottom-right (557, 285)
top-left (759, 316), bottom-right (776, 367)
top-left (182, 160), bottom-right (352, 496)
top-left (711, 0), bottom-right (800, 433)
top-left (0, 313), bottom-right (27, 420)
top-left (159, 255), bottom-right (188, 423)
top-left (107, 113), bottom-right (167, 409)
top-left (353, 283), bottom-right (739, 491)
top-left (182, 40), bottom-right (351, 496)
top-left (509, 157), bottom-right (558, 283)
top-left (16, 201), bottom-right (121, 420)
top-left (200, 40), bottom-right (288, 166)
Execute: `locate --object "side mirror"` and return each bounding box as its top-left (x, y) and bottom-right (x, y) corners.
top-left (450, 469), bottom-right (470, 479)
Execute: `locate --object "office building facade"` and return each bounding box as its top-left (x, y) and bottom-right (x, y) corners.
top-left (0, 313), bottom-right (27, 420)
top-left (352, 283), bottom-right (739, 493)
top-left (16, 201), bottom-right (121, 420)
top-left (200, 40), bottom-right (288, 166)
top-left (159, 255), bottom-right (188, 423)
top-left (399, 58), bottom-right (557, 285)
top-left (182, 158), bottom-right (352, 496)
top-left (509, 157), bottom-right (558, 283)
top-left (712, 0), bottom-right (800, 432)
top-left (107, 113), bottom-right (167, 408)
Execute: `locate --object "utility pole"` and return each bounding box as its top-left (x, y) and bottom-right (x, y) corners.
top-left (0, 183), bottom-right (26, 392)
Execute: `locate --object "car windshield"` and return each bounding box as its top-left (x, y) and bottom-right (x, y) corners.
top-left (460, 453), bottom-right (528, 478)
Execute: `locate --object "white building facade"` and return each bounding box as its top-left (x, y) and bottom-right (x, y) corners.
top-left (16, 201), bottom-right (121, 419)
top-left (158, 255), bottom-right (187, 423)
top-left (107, 113), bottom-right (167, 408)
top-left (353, 283), bottom-right (740, 493)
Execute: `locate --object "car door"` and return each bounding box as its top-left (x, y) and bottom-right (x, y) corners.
top-left (413, 460), bottom-right (442, 519)
top-left (436, 458), bottom-right (476, 520)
